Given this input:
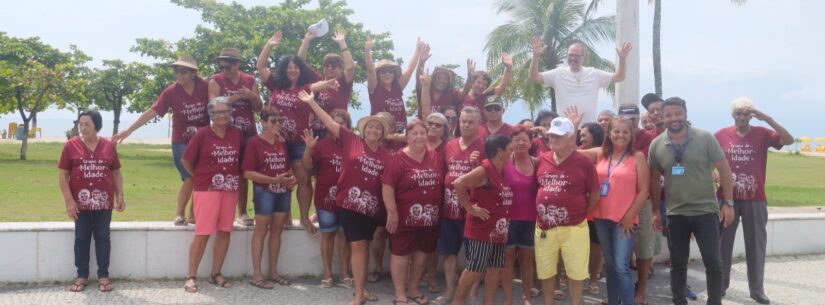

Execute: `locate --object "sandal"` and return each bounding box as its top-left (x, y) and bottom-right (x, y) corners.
top-left (427, 283), bottom-right (441, 294)
top-left (393, 299), bottom-right (410, 305)
top-left (98, 278), bottom-right (113, 292)
top-left (186, 215), bottom-right (195, 225)
top-left (268, 274), bottom-right (291, 286)
top-left (321, 278), bottom-right (333, 288)
top-left (521, 295), bottom-right (534, 305)
top-left (249, 279), bottom-right (274, 289)
top-left (341, 276), bottom-right (354, 286)
top-left (588, 281), bottom-right (600, 294)
top-left (237, 214), bottom-right (254, 226)
top-left (209, 273), bottom-right (231, 288)
top-left (68, 277), bottom-right (87, 292)
top-left (366, 271), bottom-right (381, 283)
top-left (554, 289), bottom-right (565, 300)
top-left (407, 294), bottom-right (429, 305)
top-left (354, 290), bottom-right (379, 302)
top-left (173, 216), bottom-right (186, 226)
top-left (530, 287), bottom-right (541, 298)
top-left (183, 276), bottom-right (198, 293)
top-left (432, 296), bottom-right (452, 305)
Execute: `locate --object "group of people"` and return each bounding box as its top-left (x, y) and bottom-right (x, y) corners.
top-left (57, 28), bottom-right (792, 305)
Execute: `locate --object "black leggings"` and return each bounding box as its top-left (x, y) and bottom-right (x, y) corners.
top-left (75, 210), bottom-right (112, 278)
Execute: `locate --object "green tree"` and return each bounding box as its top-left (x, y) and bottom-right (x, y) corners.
top-left (485, 0), bottom-right (616, 114)
top-left (88, 60), bottom-right (150, 136)
top-left (0, 33), bottom-right (89, 160)
top-left (130, 0), bottom-right (396, 111)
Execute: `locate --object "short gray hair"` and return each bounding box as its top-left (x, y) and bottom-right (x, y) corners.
top-left (730, 97), bottom-right (755, 112)
top-left (460, 106), bottom-right (481, 122)
top-left (598, 109), bottom-right (616, 118)
top-left (426, 112), bottom-right (451, 140)
top-left (207, 96), bottom-right (233, 116)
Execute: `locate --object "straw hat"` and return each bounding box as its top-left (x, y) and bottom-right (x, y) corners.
top-left (171, 55), bottom-right (199, 70)
top-left (216, 48), bottom-right (242, 61)
top-left (375, 59), bottom-right (402, 79)
top-left (356, 114), bottom-right (394, 139)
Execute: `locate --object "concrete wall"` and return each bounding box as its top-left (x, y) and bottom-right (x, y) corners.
top-left (1, 213), bottom-right (824, 283)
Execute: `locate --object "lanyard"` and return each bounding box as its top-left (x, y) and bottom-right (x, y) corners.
top-left (667, 132), bottom-right (691, 164)
top-left (607, 150), bottom-right (629, 178)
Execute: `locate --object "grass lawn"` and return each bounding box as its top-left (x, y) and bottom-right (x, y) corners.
top-left (0, 143), bottom-right (821, 221)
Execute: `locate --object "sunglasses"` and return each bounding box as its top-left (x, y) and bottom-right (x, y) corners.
top-left (378, 69), bottom-right (395, 75)
top-left (173, 67), bottom-right (194, 74)
top-left (427, 121), bottom-right (444, 129)
top-left (485, 106), bottom-right (503, 112)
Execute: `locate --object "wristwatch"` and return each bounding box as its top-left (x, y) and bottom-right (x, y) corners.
top-left (723, 199), bottom-right (734, 207)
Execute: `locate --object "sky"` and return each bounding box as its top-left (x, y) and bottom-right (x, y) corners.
top-left (1, 0), bottom-right (823, 140)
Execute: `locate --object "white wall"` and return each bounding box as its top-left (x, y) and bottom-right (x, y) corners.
top-left (1, 213), bottom-right (824, 283)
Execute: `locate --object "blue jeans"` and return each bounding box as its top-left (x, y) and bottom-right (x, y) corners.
top-left (594, 219), bottom-right (636, 305)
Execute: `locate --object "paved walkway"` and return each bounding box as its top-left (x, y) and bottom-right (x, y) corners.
top-left (1, 255), bottom-right (823, 305)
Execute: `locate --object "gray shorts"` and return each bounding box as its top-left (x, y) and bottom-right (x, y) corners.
top-left (633, 200), bottom-right (660, 259)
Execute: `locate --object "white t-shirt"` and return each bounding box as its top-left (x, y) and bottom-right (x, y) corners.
top-left (541, 66), bottom-right (613, 123)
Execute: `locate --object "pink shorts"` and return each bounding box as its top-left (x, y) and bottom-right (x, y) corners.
top-left (193, 191), bottom-right (238, 235)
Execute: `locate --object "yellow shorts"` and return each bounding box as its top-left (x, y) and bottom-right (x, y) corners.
top-left (535, 220), bottom-right (590, 280)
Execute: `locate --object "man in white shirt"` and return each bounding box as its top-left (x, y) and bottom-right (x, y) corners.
top-left (529, 37), bottom-right (631, 123)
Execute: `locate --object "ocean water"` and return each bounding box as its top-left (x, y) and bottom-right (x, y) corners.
top-left (0, 117), bottom-right (171, 140)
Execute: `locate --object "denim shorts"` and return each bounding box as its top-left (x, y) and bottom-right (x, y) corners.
top-left (172, 143), bottom-right (192, 180)
top-left (286, 142), bottom-right (306, 163)
top-left (506, 220), bottom-right (536, 248)
top-left (252, 185), bottom-right (291, 216)
top-left (317, 208), bottom-right (341, 233)
top-left (436, 218), bottom-right (466, 256)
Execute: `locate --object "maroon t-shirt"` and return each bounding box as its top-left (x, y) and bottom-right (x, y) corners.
top-left (714, 126), bottom-right (782, 201)
top-left (211, 72), bottom-right (258, 138)
top-left (183, 126), bottom-right (244, 192)
top-left (336, 127), bottom-right (391, 218)
top-left (58, 137), bottom-right (121, 211)
top-left (382, 149), bottom-right (444, 227)
top-left (535, 151), bottom-right (599, 229)
top-left (478, 123), bottom-right (514, 141)
top-left (634, 129), bottom-right (654, 158)
top-left (151, 78), bottom-right (210, 144)
top-left (242, 135), bottom-right (290, 193)
top-left (443, 137), bottom-right (487, 221)
top-left (531, 137), bottom-right (553, 157)
top-left (312, 73), bottom-right (353, 131)
top-left (264, 75), bottom-right (313, 143)
top-left (416, 88), bottom-right (461, 118)
top-left (369, 83), bottom-right (407, 133)
top-left (461, 91), bottom-right (494, 111)
top-left (464, 159), bottom-right (513, 243)
top-left (312, 137), bottom-right (343, 211)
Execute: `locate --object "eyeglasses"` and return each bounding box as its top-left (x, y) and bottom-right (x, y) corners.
top-left (427, 121), bottom-right (444, 129)
top-left (485, 106), bottom-right (502, 112)
top-left (211, 110), bottom-right (231, 116)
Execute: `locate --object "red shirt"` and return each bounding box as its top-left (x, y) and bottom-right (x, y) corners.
top-left (183, 126), bottom-right (244, 192)
top-left (461, 91), bottom-right (493, 111)
top-left (336, 127), bottom-right (392, 218)
top-left (369, 83), bottom-right (407, 133)
top-left (211, 72), bottom-right (258, 138)
top-left (535, 151), bottom-right (599, 229)
top-left (531, 137), bottom-right (553, 157)
top-left (312, 75), bottom-right (353, 130)
top-left (312, 137), bottom-right (343, 211)
top-left (382, 149), bottom-right (444, 227)
top-left (464, 160), bottom-right (513, 243)
top-left (58, 137), bottom-right (121, 211)
top-left (151, 78), bottom-right (210, 144)
top-left (714, 126), bottom-right (782, 201)
top-left (634, 129), bottom-right (654, 157)
top-left (443, 137), bottom-right (487, 220)
top-left (479, 123), bottom-right (514, 140)
top-left (242, 135), bottom-right (290, 193)
top-left (265, 75), bottom-right (313, 143)
top-left (416, 88), bottom-right (461, 118)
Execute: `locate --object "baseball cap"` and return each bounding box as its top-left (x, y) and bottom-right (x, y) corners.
top-left (617, 104), bottom-right (640, 119)
top-left (547, 117), bottom-right (574, 136)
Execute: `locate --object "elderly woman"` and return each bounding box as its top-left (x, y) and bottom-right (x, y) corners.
top-left (299, 91), bottom-right (392, 305)
top-left (298, 30), bottom-right (356, 137)
top-left (419, 74), bottom-right (452, 154)
top-left (113, 55), bottom-right (208, 226)
top-left (257, 31), bottom-right (340, 236)
top-left (364, 36), bottom-right (424, 133)
top-left (578, 122), bottom-right (605, 149)
top-left (580, 118), bottom-right (649, 305)
top-left (382, 119), bottom-right (445, 305)
top-left (452, 134), bottom-right (514, 305)
top-left (301, 109), bottom-right (354, 288)
top-left (530, 110), bottom-right (559, 157)
top-left (242, 109), bottom-right (296, 289)
top-left (181, 97), bottom-right (244, 293)
top-left (59, 110), bottom-right (125, 293)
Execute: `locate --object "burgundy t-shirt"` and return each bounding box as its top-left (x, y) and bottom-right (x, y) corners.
top-left (382, 149), bottom-right (444, 227)
top-left (531, 137), bottom-right (553, 157)
top-left (151, 78), bottom-right (210, 144)
top-left (312, 74), bottom-right (353, 131)
top-left (461, 91), bottom-right (494, 111)
top-left (336, 127), bottom-right (391, 218)
top-left (714, 126), bottom-right (782, 201)
top-left (442, 137), bottom-right (487, 221)
top-left (312, 137), bottom-right (343, 211)
top-left (535, 151), bottom-right (599, 229)
top-left (242, 135), bottom-right (290, 193)
top-left (369, 83), bottom-right (407, 133)
top-left (634, 129), bottom-right (654, 158)
top-left (416, 87), bottom-right (461, 118)
top-left (211, 72), bottom-right (258, 138)
top-left (58, 137), bottom-right (121, 211)
top-left (183, 126), bottom-right (244, 192)
top-left (264, 75), bottom-right (313, 143)
top-left (464, 159), bottom-right (513, 244)
top-left (479, 123), bottom-right (514, 141)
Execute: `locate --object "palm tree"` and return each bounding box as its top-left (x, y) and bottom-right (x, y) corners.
top-left (485, 0), bottom-right (616, 114)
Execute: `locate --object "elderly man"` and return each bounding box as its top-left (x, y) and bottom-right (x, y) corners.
top-left (649, 97), bottom-right (735, 305)
top-left (714, 97), bottom-right (793, 304)
top-left (529, 37), bottom-right (631, 123)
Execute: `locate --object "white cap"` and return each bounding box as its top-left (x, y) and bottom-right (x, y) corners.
top-left (308, 19), bottom-right (329, 37)
top-left (547, 117), bottom-right (574, 136)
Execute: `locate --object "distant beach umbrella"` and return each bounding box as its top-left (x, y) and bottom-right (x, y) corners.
top-left (799, 137), bottom-right (812, 142)
top-left (815, 137), bottom-right (825, 142)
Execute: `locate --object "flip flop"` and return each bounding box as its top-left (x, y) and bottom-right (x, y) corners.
top-left (366, 271), bottom-right (381, 283)
top-left (173, 216), bottom-right (186, 226)
top-left (68, 278), bottom-right (87, 292)
top-left (392, 299), bottom-right (410, 305)
top-left (321, 278), bottom-right (333, 288)
top-left (249, 279), bottom-right (274, 289)
top-left (530, 287), bottom-right (541, 298)
top-left (554, 289), bottom-right (565, 300)
top-left (268, 274), bottom-right (291, 286)
top-left (432, 296), bottom-right (452, 305)
top-left (341, 277), bottom-right (354, 286)
top-left (183, 276), bottom-right (198, 293)
top-left (354, 290), bottom-right (379, 302)
top-left (98, 278), bottom-right (113, 292)
top-left (588, 282), bottom-right (600, 294)
top-left (209, 273), bottom-right (231, 288)
top-left (407, 294), bottom-right (429, 305)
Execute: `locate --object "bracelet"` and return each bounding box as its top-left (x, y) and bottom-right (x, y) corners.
top-left (340, 48), bottom-right (349, 53)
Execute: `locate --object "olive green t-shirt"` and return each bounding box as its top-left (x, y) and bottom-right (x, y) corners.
top-left (649, 127), bottom-right (726, 216)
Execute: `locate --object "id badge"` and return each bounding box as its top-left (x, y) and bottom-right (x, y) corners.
top-left (672, 165), bottom-right (685, 176)
top-left (600, 180), bottom-right (610, 196)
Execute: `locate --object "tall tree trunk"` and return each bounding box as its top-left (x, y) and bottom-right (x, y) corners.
top-left (20, 116), bottom-right (31, 161)
top-left (31, 112), bottom-right (38, 138)
top-left (653, 0), bottom-right (663, 97)
top-left (113, 106), bottom-right (121, 137)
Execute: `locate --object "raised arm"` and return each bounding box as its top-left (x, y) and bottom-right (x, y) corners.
top-left (612, 42), bottom-right (632, 83)
top-left (298, 90), bottom-right (340, 138)
top-left (751, 109), bottom-right (794, 145)
top-left (493, 52), bottom-right (513, 96)
top-left (460, 58), bottom-right (476, 97)
top-left (112, 108), bottom-right (160, 143)
top-left (332, 31), bottom-right (355, 83)
top-left (300, 129), bottom-right (318, 171)
top-left (257, 31), bottom-right (283, 84)
top-left (398, 38), bottom-right (425, 90)
top-left (419, 72), bottom-right (433, 118)
top-left (297, 31), bottom-right (316, 61)
top-left (529, 36), bottom-right (547, 85)
top-left (364, 36), bottom-right (377, 94)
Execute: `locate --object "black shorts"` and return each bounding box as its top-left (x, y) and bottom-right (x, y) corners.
top-left (588, 220), bottom-right (599, 245)
top-left (339, 208), bottom-right (384, 243)
top-left (464, 238), bottom-right (506, 273)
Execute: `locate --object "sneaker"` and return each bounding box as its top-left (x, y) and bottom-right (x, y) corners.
top-left (686, 286), bottom-right (698, 301)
